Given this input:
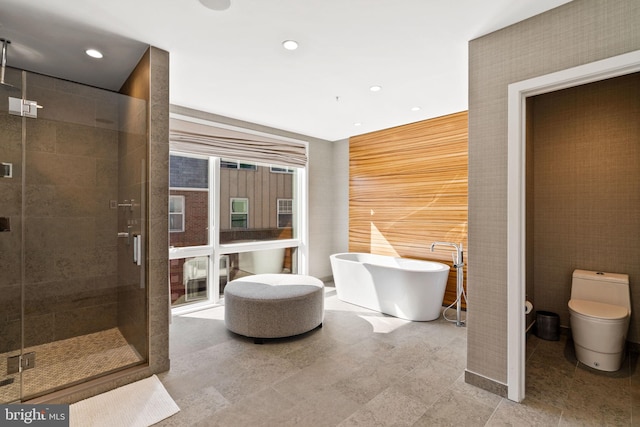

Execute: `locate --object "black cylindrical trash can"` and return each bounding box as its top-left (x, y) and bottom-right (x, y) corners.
top-left (535, 311), bottom-right (560, 341)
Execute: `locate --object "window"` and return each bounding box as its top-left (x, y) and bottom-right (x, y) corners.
top-left (231, 198), bottom-right (248, 228)
top-left (183, 256), bottom-right (208, 301)
top-left (169, 195), bottom-right (185, 232)
top-left (277, 199), bottom-right (293, 228)
top-left (270, 166), bottom-right (295, 174)
top-left (169, 154), bottom-right (209, 246)
top-left (221, 159), bottom-right (257, 170)
top-left (168, 144), bottom-right (307, 310)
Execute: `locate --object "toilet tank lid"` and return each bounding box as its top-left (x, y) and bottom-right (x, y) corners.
top-left (569, 299), bottom-right (629, 320)
top-left (573, 269), bottom-right (629, 284)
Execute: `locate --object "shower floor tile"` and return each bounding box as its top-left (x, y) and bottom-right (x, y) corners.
top-left (0, 327), bottom-right (142, 402)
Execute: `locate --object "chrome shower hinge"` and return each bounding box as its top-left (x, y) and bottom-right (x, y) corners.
top-left (6, 352), bottom-right (36, 374)
top-left (8, 96), bottom-right (41, 118)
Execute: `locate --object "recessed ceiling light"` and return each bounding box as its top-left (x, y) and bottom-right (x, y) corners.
top-left (369, 85), bottom-right (382, 92)
top-left (354, 122), bottom-right (362, 127)
top-left (411, 106), bottom-right (421, 111)
top-left (282, 40), bottom-right (299, 50)
top-left (85, 49), bottom-right (103, 59)
top-left (199, 0), bottom-right (231, 11)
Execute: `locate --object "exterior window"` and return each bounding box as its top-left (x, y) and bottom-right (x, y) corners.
top-left (221, 159), bottom-right (257, 170)
top-left (169, 151), bottom-right (305, 310)
top-left (270, 166), bottom-right (294, 174)
top-left (277, 199), bottom-right (293, 228)
top-left (231, 198), bottom-right (248, 228)
top-left (169, 195), bottom-right (185, 232)
top-left (183, 256), bottom-right (208, 302)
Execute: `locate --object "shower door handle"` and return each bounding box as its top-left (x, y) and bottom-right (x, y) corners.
top-left (133, 234), bottom-right (142, 266)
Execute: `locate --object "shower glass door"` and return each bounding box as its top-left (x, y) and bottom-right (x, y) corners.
top-left (0, 68), bottom-right (148, 403)
top-left (0, 65), bottom-right (23, 404)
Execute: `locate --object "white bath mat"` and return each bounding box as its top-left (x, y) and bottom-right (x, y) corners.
top-left (70, 375), bottom-right (179, 427)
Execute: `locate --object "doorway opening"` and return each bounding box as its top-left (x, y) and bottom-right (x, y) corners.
top-left (506, 50), bottom-right (640, 402)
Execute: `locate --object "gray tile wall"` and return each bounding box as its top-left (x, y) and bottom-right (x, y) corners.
top-left (145, 47), bottom-right (170, 374)
top-left (468, 0), bottom-right (640, 388)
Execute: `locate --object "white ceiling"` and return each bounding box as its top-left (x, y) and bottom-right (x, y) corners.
top-left (1, 0), bottom-right (572, 141)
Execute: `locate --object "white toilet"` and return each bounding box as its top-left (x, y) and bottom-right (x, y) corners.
top-left (568, 269), bottom-right (631, 372)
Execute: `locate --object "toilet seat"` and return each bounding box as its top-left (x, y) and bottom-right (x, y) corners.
top-left (568, 299), bottom-right (628, 320)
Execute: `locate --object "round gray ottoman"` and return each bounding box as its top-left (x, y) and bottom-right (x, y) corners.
top-left (224, 274), bottom-right (324, 343)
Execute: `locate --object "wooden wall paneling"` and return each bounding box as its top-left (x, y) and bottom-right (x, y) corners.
top-left (349, 111), bottom-right (468, 308)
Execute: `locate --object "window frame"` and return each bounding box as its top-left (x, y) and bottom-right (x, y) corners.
top-left (221, 159), bottom-right (257, 170)
top-left (169, 195), bottom-right (185, 233)
top-left (277, 198), bottom-right (293, 229)
top-left (168, 118), bottom-right (309, 314)
top-left (270, 166), bottom-right (295, 174)
top-left (230, 197), bottom-right (249, 228)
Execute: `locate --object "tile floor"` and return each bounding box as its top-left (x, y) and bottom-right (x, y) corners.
top-left (157, 283), bottom-right (639, 426)
top-left (1, 327), bottom-right (142, 402)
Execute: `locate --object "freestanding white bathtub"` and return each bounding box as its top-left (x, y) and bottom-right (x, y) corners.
top-left (329, 253), bottom-right (450, 321)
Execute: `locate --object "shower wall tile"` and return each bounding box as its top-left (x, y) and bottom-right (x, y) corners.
top-left (95, 217), bottom-right (118, 246)
top-left (24, 184), bottom-right (56, 216)
top-left (24, 184), bottom-right (111, 218)
top-left (118, 94), bottom-right (147, 139)
top-left (56, 123), bottom-right (118, 159)
top-left (1, 318), bottom-right (21, 353)
top-left (0, 283), bottom-right (21, 322)
top-left (25, 72), bottom-right (56, 91)
top-left (54, 78), bottom-right (117, 103)
top-left (0, 182), bottom-right (21, 218)
top-left (26, 217), bottom-right (97, 249)
top-left (118, 285), bottom-right (147, 354)
top-left (24, 249), bottom-right (57, 284)
top-left (24, 280), bottom-right (118, 319)
top-left (96, 158), bottom-right (118, 188)
top-left (95, 96), bottom-right (120, 132)
top-left (0, 106), bottom-right (23, 146)
top-left (28, 86), bottom-right (97, 127)
top-left (26, 151), bottom-right (97, 186)
top-left (119, 146), bottom-right (147, 186)
top-left (119, 133), bottom-right (147, 159)
top-left (54, 303), bottom-right (118, 341)
top-left (0, 250), bottom-right (21, 290)
top-left (25, 119), bottom-right (57, 153)
top-left (24, 313), bottom-right (56, 348)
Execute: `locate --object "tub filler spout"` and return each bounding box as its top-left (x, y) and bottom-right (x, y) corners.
top-left (430, 242), bottom-right (465, 327)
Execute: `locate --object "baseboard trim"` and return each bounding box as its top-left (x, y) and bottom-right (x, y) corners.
top-left (464, 369), bottom-right (508, 398)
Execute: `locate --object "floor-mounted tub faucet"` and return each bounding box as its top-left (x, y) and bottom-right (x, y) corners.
top-left (430, 241), bottom-right (465, 326)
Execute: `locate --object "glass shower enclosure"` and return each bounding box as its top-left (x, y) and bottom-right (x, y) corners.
top-left (0, 66), bottom-right (148, 402)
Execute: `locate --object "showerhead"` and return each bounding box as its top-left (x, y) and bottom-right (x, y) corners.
top-left (0, 38), bottom-right (17, 88)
